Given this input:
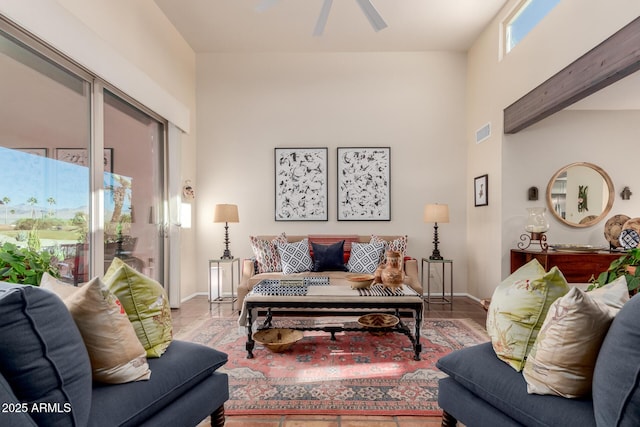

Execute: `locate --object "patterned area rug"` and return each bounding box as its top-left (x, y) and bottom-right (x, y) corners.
top-left (175, 316), bottom-right (488, 416)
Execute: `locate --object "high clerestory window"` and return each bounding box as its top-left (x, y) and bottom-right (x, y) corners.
top-left (505, 0), bottom-right (561, 54)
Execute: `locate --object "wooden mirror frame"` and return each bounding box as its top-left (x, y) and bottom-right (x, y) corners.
top-left (546, 162), bottom-right (614, 228)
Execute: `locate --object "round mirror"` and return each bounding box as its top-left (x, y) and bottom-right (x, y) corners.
top-left (546, 162), bottom-right (614, 228)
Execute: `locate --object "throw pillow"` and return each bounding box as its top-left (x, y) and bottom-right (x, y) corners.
top-left (371, 235), bottom-right (408, 262)
top-left (249, 233), bottom-right (288, 273)
top-left (0, 282), bottom-right (92, 427)
top-left (486, 259), bottom-right (569, 371)
top-left (275, 238), bottom-right (313, 274)
top-left (41, 273), bottom-right (151, 384)
top-left (523, 281), bottom-right (627, 397)
top-left (103, 257), bottom-right (173, 358)
top-left (311, 240), bottom-right (348, 272)
top-left (348, 241), bottom-right (385, 274)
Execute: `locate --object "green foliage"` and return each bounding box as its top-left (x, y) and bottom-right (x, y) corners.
top-left (589, 248), bottom-right (640, 293)
top-left (0, 242), bottom-right (59, 286)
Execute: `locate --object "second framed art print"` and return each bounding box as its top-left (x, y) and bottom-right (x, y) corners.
top-left (337, 147), bottom-right (390, 221)
top-left (274, 147), bottom-right (328, 221)
top-left (474, 174), bottom-right (488, 207)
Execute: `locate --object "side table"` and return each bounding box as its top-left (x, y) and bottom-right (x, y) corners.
top-left (421, 258), bottom-right (453, 309)
top-left (208, 258), bottom-right (240, 311)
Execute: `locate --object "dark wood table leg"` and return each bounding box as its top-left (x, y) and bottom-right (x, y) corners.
top-left (246, 305), bottom-right (254, 359)
top-left (413, 306), bottom-right (422, 361)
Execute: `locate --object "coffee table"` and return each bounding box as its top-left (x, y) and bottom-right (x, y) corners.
top-left (240, 282), bottom-right (424, 360)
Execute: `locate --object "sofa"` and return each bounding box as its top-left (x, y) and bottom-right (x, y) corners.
top-left (0, 282), bottom-right (229, 427)
top-left (238, 234), bottom-right (422, 310)
top-left (436, 290), bottom-right (640, 426)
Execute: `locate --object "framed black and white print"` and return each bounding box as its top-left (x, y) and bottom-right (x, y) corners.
top-left (474, 174), bottom-right (488, 207)
top-left (337, 147), bottom-right (390, 221)
top-left (274, 147), bottom-right (328, 221)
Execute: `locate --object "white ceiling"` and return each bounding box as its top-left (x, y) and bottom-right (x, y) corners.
top-left (154, 0), bottom-right (508, 53)
top-left (153, 0), bottom-right (639, 110)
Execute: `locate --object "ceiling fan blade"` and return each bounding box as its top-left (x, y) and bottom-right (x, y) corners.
top-left (255, 0), bottom-right (279, 13)
top-left (313, 0), bottom-right (333, 37)
top-left (355, 0), bottom-right (387, 32)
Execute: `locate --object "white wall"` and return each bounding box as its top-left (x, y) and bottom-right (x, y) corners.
top-left (194, 52), bottom-right (469, 297)
top-left (466, 0), bottom-right (640, 298)
top-left (502, 110), bottom-right (640, 269)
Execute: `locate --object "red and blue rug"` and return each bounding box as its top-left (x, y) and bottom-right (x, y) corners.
top-left (176, 317), bottom-right (488, 416)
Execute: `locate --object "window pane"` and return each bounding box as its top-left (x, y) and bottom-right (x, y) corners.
top-left (103, 90), bottom-right (165, 284)
top-left (506, 0), bottom-right (561, 53)
top-left (0, 30), bottom-right (91, 285)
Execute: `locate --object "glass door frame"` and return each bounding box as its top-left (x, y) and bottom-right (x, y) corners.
top-left (1, 17), bottom-right (170, 286)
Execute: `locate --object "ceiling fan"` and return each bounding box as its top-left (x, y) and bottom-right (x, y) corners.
top-left (255, 0), bottom-right (388, 37)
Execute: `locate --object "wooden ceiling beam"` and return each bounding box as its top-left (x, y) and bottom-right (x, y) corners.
top-left (504, 16), bottom-right (640, 134)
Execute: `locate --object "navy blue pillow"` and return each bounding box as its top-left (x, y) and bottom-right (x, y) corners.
top-left (0, 283), bottom-right (92, 427)
top-left (311, 241), bottom-right (348, 272)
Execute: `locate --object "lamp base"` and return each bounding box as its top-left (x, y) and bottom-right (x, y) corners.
top-left (430, 223), bottom-right (444, 261)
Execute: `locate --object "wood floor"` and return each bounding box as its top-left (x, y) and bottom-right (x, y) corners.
top-left (173, 295), bottom-right (487, 427)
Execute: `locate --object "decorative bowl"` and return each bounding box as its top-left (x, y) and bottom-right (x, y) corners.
top-left (347, 274), bottom-right (375, 289)
top-left (252, 328), bottom-right (304, 353)
top-left (357, 313), bottom-right (399, 335)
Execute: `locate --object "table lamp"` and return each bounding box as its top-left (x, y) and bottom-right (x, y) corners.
top-left (214, 204), bottom-right (239, 259)
top-left (424, 203), bottom-right (449, 260)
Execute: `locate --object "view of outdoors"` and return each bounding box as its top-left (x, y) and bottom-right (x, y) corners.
top-left (0, 147), bottom-right (132, 282)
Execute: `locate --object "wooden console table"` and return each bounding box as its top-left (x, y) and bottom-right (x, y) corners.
top-left (510, 249), bottom-right (621, 283)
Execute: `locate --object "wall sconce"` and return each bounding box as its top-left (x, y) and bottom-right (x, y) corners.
top-left (621, 186), bottom-right (632, 200)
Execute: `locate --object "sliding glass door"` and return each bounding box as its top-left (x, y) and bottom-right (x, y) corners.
top-left (103, 91), bottom-right (165, 282)
top-left (0, 21), bottom-right (167, 285)
top-left (0, 27), bottom-right (92, 284)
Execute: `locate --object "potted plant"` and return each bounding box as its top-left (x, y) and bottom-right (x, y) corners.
top-left (0, 242), bottom-right (59, 286)
top-left (589, 247), bottom-right (640, 295)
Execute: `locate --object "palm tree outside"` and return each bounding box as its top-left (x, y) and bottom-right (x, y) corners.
top-left (1, 196), bottom-right (9, 224)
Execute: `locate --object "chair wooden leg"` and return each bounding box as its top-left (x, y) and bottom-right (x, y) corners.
top-left (441, 410), bottom-right (458, 427)
top-left (211, 404), bottom-right (225, 427)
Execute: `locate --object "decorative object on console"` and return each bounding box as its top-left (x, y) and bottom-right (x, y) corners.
top-left (604, 214), bottom-right (630, 249)
top-left (337, 147), bottom-right (391, 221)
top-left (424, 203), bottom-right (449, 260)
top-left (620, 186), bottom-right (632, 200)
top-left (274, 147), bottom-right (328, 221)
top-left (518, 207), bottom-right (550, 251)
top-left (474, 174), bottom-right (488, 206)
top-left (214, 203), bottom-right (239, 259)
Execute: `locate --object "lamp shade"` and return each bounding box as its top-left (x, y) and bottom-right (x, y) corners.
top-left (424, 204), bottom-right (449, 223)
top-left (213, 204), bottom-right (239, 223)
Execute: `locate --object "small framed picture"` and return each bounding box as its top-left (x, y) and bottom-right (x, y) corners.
top-left (474, 174), bottom-right (488, 207)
